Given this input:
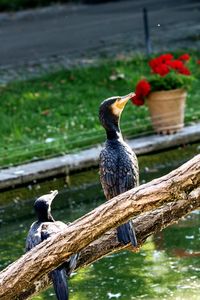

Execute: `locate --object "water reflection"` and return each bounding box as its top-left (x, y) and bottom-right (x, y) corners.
top-left (0, 143), bottom-right (199, 299)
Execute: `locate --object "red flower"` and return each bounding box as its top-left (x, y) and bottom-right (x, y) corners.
top-left (197, 60), bottom-right (200, 65)
top-left (167, 59), bottom-right (191, 75)
top-left (159, 53), bottom-right (174, 63)
top-left (149, 53), bottom-right (173, 72)
top-left (135, 79), bottom-right (151, 97)
top-left (149, 57), bottom-right (161, 71)
top-left (178, 53), bottom-right (190, 61)
top-left (166, 59), bottom-right (183, 69)
top-left (131, 95), bottom-right (145, 106)
top-left (179, 66), bottom-right (191, 75)
top-left (131, 79), bottom-right (151, 106)
top-left (149, 53), bottom-right (191, 76)
top-left (131, 53), bottom-right (192, 107)
top-left (153, 63), bottom-right (170, 76)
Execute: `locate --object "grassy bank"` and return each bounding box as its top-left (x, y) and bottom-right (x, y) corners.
top-left (1, 53), bottom-right (200, 168)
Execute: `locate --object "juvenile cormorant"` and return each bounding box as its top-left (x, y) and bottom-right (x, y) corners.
top-left (26, 190), bottom-right (78, 300)
top-left (99, 93), bottom-right (139, 247)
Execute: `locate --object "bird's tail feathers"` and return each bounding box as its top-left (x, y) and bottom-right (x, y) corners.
top-left (117, 221), bottom-right (137, 247)
top-left (51, 268), bottom-right (69, 300)
top-left (64, 253), bottom-right (79, 277)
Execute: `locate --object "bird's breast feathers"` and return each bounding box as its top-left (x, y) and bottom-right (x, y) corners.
top-left (99, 143), bottom-right (139, 199)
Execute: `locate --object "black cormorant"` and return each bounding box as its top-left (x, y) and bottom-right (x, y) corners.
top-left (26, 190), bottom-right (78, 300)
top-left (99, 93), bottom-right (139, 247)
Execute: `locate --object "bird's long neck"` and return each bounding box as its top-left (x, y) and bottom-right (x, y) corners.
top-left (37, 210), bottom-right (54, 223)
top-left (106, 122), bottom-right (122, 141)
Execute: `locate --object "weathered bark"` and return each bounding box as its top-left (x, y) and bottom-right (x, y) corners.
top-left (78, 187), bottom-right (200, 267)
top-left (0, 154), bottom-right (200, 300)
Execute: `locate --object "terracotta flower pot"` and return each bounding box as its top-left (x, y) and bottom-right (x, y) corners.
top-left (146, 88), bottom-right (187, 134)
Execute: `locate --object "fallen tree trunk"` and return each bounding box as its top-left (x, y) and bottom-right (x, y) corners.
top-left (0, 154), bottom-right (200, 300)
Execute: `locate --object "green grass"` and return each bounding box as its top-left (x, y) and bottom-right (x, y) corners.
top-left (0, 53), bottom-right (200, 168)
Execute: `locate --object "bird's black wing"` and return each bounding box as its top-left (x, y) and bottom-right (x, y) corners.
top-left (100, 142), bottom-right (139, 199)
top-left (117, 144), bottom-right (139, 247)
top-left (25, 222), bottom-right (43, 252)
top-left (117, 153), bottom-right (139, 247)
top-left (99, 147), bottom-right (119, 199)
top-left (118, 147), bottom-right (139, 194)
top-left (41, 222), bottom-right (79, 276)
top-left (41, 227), bottom-right (69, 300)
top-left (26, 221), bottom-right (67, 251)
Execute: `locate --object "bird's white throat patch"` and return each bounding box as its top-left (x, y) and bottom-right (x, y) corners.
top-left (111, 102), bottom-right (123, 116)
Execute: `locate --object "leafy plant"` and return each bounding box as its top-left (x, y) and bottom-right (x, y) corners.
top-left (132, 53), bottom-right (196, 106)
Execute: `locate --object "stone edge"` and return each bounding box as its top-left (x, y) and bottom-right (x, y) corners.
top-left (0, 123), bottom-right (200, 190)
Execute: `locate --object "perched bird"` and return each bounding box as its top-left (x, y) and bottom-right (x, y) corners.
top-left (26, 190), bottom-right (78, 300)
top-left (99, 93), bottom-right (139, 247)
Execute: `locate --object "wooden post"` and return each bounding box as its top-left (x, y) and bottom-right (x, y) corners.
top-left (143, 7), bottom-right (152, 55)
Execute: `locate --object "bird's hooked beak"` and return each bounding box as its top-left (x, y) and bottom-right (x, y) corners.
top-left (112, 93), bottom-right (135, 115)
top-left (116, 93), bottom-right (135, 109)
top-left (37, 190), bottom-right (58, 204)
top-left (48, 190), bottom-right (58, 203)
top-left (50, 190), bottom-right (59, 198)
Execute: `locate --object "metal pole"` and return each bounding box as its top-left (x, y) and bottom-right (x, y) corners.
top-left (143, 7), bottom-right (152, 56)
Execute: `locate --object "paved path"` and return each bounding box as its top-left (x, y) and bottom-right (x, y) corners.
top-left (0, 0), bottom-right (199, 80)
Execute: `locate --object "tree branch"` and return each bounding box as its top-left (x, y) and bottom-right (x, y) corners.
top-left (16, 187), bottom-right (200, 300)
top-left (0, 155), bottom-right (200, 300)
top-left (78, 187), bottom-right (200, 267)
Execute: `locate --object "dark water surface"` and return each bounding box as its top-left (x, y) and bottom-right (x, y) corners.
top-left (0, 143), bottom-right (200, 300)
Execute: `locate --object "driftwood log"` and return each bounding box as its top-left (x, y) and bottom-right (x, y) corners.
top-left (0, 154), bottom-right (200, 300)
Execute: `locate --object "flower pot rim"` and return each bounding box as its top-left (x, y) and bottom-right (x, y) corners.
top-left (148, 88), bottom-right (186, 97)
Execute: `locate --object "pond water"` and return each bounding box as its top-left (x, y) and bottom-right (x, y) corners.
top-left (0, 143), bottom-right (200, 300)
